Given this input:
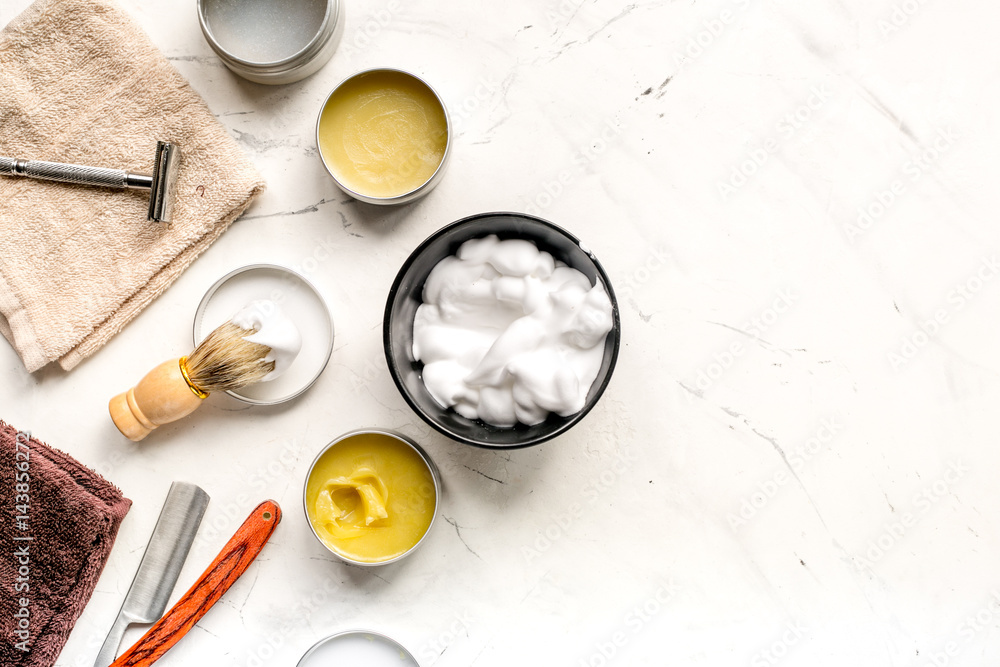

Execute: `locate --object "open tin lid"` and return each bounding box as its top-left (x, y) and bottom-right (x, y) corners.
top-left (193, 264), bottom-right (334, 405)
top-left (297, 631), bottom-right (420, 665)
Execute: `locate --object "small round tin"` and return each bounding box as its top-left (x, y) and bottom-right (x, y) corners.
top-left (303, 429), bottom-right (441, 567)
top-left (316, 68), bottom-right (452, 205)
top-left (198, 0), bottom-right (344, 85)
top-left (192, 264), bottom-right (334, 405)
top-left (298, 631), bottom-right (419, 666)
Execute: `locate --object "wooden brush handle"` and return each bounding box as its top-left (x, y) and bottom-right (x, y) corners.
top-left (109, 358), bottom-right (205, 441)
top-left (110, 501), bottom-right (282, 667)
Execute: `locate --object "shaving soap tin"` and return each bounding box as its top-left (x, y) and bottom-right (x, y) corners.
top-left (316, 68), bottom-right (452, 205)
top-left (303, 429), bottom-right (441, 567)
top-left (197, 0), bottom-right (344, 85)
top-left (193, 264), bottom-right (334, 405)
top-left (298, 631), bottom-right (420, 666)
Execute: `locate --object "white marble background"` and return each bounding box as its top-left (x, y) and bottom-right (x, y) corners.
top-left (2, 0), bottom-right (1000, 665)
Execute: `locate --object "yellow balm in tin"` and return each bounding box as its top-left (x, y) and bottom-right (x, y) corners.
top-left (305, 431), bottom-right (438, 564)
top-left (317, 69), bottom-right (449, 203)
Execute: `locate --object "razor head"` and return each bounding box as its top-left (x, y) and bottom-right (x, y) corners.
top-left (148, 141), bottom-right (180, 223)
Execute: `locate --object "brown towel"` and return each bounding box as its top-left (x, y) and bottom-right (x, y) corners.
top-left (0, 421), bottom-right (132, 667)
top-left (0, 0), bottom-right (266, 372)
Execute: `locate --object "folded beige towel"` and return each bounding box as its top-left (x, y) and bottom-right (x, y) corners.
top-left (0, 0), bottom-right (265, 372)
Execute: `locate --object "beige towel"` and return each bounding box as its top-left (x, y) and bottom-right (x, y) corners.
top-left (0, 0), bottom-right (265, 372)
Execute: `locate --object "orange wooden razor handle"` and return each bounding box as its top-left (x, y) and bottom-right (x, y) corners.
top-left (110, 500), bottom-right (282, 667)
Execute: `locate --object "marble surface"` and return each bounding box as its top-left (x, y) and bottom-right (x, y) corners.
top-left (2, 0), bottom-right (1000, 665)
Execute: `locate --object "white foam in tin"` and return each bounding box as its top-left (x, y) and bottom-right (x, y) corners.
top-left (193, 264), bottom-right (334, 405)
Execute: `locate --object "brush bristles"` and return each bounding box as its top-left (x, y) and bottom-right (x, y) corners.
top-left (186, 322), bottom-right (274, 393)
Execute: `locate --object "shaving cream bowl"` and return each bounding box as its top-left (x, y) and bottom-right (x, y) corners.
top-left (316, 68), bottom-right (452, 205)
top-left (198, 0), bottom-right (344, 85)
top-left (383, 212), bottom-right (622, 449)
top-left (303, 429), bottom-right (441, 567)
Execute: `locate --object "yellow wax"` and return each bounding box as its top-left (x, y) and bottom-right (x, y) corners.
top-left (306, 432), bottom-right (437, 563)
top-left (318, 70), bottom-right (448, 198)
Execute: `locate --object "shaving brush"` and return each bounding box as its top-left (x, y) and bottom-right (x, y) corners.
top-left (109, 322), bottom-right (275, 442)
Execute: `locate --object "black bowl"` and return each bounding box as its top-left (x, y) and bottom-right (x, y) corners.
top-left (383, 212), bottom-right (621, 448)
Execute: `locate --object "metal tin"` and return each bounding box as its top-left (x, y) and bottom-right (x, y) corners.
top-left (192, 264), bottom-right (334, 405)
top-left (198, 0), bottom-right (344, 85)
top-left (303, 429), bottom-right (441, 567)
top-left (315, 68), bottom-right (452, 205)
top-left (297, 630), bottom-right (419, 666)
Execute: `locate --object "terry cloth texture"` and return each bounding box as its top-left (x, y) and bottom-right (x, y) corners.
top-left (0, 421), bottom-right (132, 667)
top-left (0, 0), bottom-right (266, 372)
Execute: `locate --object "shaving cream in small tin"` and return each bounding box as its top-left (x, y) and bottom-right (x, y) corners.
top-left (193, 265), bottom-right (334, 405)
top-left (198, 0), bottom-right (344, 85)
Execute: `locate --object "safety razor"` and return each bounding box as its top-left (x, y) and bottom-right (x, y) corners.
top-left (0, 141), bottom-right (180, 223)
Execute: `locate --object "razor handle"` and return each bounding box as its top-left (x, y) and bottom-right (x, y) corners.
top-left (109, 501), bottom-right (282, 667)
top-left (0, 156), bottom-right (153, 189)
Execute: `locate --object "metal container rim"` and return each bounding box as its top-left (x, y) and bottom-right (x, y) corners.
top-left (315, 67), bottom-right (452, 205)
top-left (191, 263), bottom-right (335, 406)
top-left (296, 629), bottom-right (419, 665)
top-left (302, 428), bottom-right (442, 567)
top-left (198, 0), bottom-right (338, 69)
